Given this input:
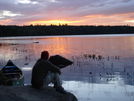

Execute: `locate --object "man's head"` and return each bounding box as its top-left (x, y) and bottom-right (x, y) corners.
top-left (41, 51), bottom-right (49, 60)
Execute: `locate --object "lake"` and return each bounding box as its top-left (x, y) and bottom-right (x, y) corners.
top-left (0, 34), bottom-right (134, 101)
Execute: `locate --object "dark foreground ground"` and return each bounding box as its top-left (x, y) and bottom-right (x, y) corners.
top-left (0, 86), bottom-right (77, 101)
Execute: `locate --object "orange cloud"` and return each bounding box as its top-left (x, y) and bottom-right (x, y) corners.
top-left (82, 13), bottom-right (134, 26)
top-left (0, 19), bottom-right (13, 25)
top-left (31, 20), bottom-right (84, 25)
top-left (29, 12), bottom-right (134, 26)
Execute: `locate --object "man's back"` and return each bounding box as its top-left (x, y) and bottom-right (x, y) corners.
top-left (31, 59), bottom-right (60, 89)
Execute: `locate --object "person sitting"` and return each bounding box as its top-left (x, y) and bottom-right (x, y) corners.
top-left (31, 51), bottom-right (66, 94)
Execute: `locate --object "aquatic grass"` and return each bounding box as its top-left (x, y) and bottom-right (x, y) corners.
top-left (70, 53), bottom-right (134, 85)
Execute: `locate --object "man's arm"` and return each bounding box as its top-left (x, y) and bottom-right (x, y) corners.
top-left (45, 60), bottom-right (61, 74)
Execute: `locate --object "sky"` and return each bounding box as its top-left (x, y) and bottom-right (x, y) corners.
top-left (0, 0), bottom-right (134, 26)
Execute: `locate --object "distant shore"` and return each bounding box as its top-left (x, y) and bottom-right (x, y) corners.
top-left (0, 25), bottom-right (134, 37)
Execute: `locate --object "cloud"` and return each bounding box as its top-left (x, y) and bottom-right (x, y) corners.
top-left (0, 0), bottom-right (134, 25)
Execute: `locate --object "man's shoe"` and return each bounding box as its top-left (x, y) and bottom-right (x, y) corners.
top-left (56, 87), bottom-right (67, 94)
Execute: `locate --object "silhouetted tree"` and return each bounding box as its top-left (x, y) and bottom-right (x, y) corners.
top-left (0, 25), bottom-right (134, 37)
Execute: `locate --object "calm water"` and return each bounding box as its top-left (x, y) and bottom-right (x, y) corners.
top-left (0, 34), bottom-right (134, 101)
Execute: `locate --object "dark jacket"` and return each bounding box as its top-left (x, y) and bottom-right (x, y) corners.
top-left (31, 59), bottom-right (61, 89)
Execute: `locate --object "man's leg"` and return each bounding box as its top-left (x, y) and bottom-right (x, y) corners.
top-left (43, 71), bottom-right (66, 94)
top-left (43, 71), bottom-right (62, 87)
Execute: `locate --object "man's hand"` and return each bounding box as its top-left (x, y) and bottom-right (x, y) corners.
top-left (59, 71), bottom-right (62, 75)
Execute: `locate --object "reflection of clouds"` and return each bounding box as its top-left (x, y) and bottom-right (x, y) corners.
top-left (1, 35), bottom-right (134, 101)
top-left (1, 35), bottom-right (134, 86)
top-left (0, 37), bottom-right (134, 73)
top-left (22, 67), bottom-right (32, 71)
top-left (62, 80), bottom-right (134, 101)
top-left (62, 53), bottom-right (134, 86)
top-left (124, 91), bottom-right (134, 100)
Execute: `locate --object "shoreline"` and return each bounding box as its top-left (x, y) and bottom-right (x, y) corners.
top-left (0, 33), bottom-right (134, 39)
top-left (0, 25), bottom-right (134, 37)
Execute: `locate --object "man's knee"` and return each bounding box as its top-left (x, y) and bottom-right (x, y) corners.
top-left (54, 72), bottom-right (60, 77)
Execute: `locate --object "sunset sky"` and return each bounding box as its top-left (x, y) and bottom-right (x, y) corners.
top-left (0, 0), bottom-right (134, 26)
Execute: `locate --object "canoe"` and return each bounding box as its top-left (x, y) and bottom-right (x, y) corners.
top-left (49, 55), bottom-right (73, 68)
top-left (1, 60), bottom-right (24, 86)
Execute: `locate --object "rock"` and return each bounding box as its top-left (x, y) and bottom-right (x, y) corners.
top-left (0, 86), bottom-right (77, 101)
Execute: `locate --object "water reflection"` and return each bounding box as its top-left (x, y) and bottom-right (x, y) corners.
top-left (65, 53), bottom-right (134, 86)
top-left (62, 80), bottom-right (134, 101)
top-left (1, 35), bottom-right (134, 101)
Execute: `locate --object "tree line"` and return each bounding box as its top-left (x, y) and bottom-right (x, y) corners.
top-left (0, 25), bottom-right (134, 37)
